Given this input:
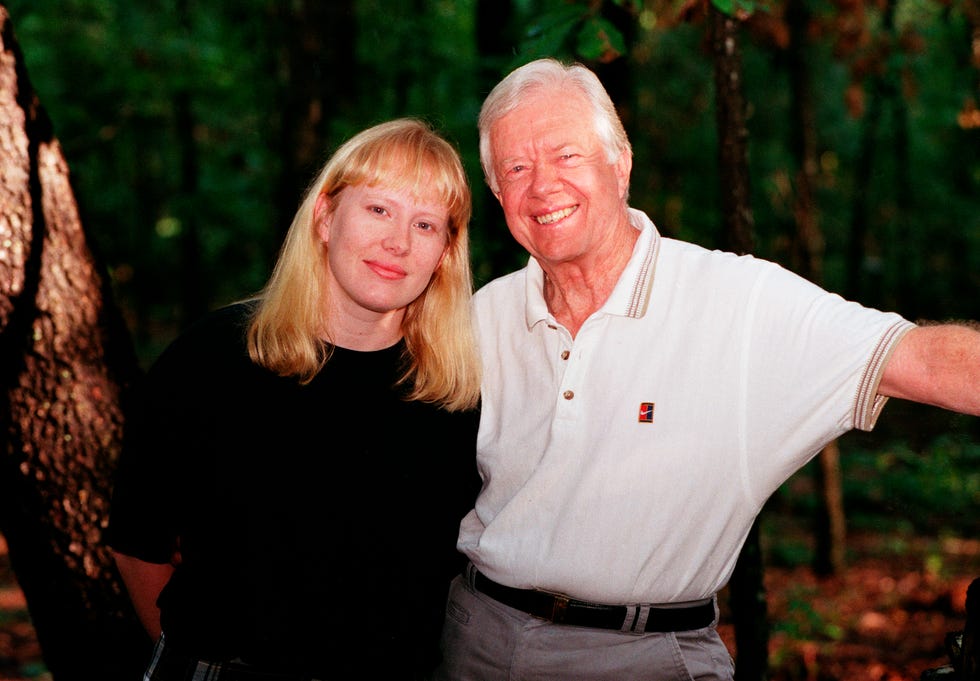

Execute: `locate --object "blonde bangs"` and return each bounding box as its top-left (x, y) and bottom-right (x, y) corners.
top-left (331, 129), bottom-right (470, 236)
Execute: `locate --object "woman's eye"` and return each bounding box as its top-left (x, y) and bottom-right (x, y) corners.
top-left (415, 222), bottom-right (435, 232)
top-left (370, 205), bottom-right (388, 216)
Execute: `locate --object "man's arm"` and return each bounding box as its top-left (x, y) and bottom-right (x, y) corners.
top-left (112, 550), bottom-right (174, 640)
top-left (879, 322), bottom-right (980, 416)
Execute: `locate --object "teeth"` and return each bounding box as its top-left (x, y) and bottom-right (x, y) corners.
top-left (535, 206), bottom-right (576, 224)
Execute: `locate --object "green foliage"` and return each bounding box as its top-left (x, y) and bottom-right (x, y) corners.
top-left (519, 2), bottom-right (587, 60)
top-left (767, 537), bottom-right (813, 569)
top-left (769, 438), bottom-right (976, 561)
top-left (842, 436), bottom-right (980, 535)
top-left (7, 0), bottom-right (284, 358)
top-left (5, 0), bottom-right (979, 367)
top-left (710, 0), bottom-right (761, 18)
top-left (765, 425), bottom-right (979, 573)
top-left (576, 16), bottom-right (627, 61)
top-left (511, 0), bottom-right (629, 65)
top-left (774, 585), bottom-right (845, 641)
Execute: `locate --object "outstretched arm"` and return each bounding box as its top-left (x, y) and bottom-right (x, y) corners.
top-left (112, 550), bottom-right (175, 640)
top-left (879, 322), bottom-right (980, 416)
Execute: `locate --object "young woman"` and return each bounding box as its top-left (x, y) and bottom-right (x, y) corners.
top-left (107, 119), bottom-right (481, 680)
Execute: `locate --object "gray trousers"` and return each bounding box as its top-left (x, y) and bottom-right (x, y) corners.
top-left (434, 575), bottom-right (735, 681)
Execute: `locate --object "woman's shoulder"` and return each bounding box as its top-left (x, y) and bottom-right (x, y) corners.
top-left (150, 300), bottom-right (257, 375)
top-left (187, 299), bottom-right (256, 336)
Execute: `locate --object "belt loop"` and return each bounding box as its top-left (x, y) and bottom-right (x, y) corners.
top-left (620, 605), bottom-right (639, 633)
top-left (465, 562), bottom-right (477, 587)
top-left (631, 604), bottom-right (651, 633)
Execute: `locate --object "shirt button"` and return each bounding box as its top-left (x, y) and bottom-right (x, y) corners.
top-left (563, 390), bottom-right (574, 400)
top-left (560, 350), bottom-right (570, 360)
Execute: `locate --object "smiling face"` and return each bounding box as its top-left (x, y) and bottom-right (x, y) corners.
top-left (316, 182), bottom-right (450, 323)
top-left (488, 86), bottom-right (632, 271)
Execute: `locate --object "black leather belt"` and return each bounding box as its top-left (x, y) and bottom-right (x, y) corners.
top-left (469, 569), bottom-right (715, 633)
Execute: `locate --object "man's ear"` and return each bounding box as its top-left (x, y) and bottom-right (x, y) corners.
top-left (615, 151), bottom-right (632, 200)
top-left (488, 178), bottom-right (503, 205)
top-left (314, 193), bottom-right (332, 243)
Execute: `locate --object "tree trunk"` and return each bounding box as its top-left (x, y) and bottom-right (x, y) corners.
top-left (712, 10), bottom-right (755, 257)
top-left (710, 9), bottom-right (767, 680)
top-left (812, 441), bottom-right (846, 575)
top-left (0, 7), bottom-right (149, 679)
top-left (475, 0), bottom-right (523, 279)
top-left (843, 3), bottom-right (889, 308)
top-left (785, 0), bottom-right (821, 283)
top-left (886, 15), bottom-right (917, 319)
top-left (273, 0), bottom-right (357, 237)
top-left (784, 0), bottom-right (847, 578)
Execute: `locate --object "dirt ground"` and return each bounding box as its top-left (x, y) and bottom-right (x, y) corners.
top-left (1, 532), bottom-right (976, 680)
top-left (720, 532), bottom-right (979, 681)
top-left (0, 533), bottom-right (45, 680)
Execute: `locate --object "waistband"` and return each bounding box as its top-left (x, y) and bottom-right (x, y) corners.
top-left (145, 633), bottom-right (323, 681)
top-left (465, 564), bottom-right (716, 634)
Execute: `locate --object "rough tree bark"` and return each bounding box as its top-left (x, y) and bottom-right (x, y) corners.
top-left (0, 7), bottom-right (149, 679)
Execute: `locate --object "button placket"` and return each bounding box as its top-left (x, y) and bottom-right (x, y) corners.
top-left (553, 329), bottom-right (580, 415)
top-left (559, 346), bottom-right (574, 400)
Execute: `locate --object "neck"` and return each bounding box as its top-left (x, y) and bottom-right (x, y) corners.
top-left (325, 308), bottom-right (405, 351)
top-left (542, 225), bottom-right (638, 338)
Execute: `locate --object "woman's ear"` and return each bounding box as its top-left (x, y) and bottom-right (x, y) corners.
top-left (314, 193), bottom-right (332, 244)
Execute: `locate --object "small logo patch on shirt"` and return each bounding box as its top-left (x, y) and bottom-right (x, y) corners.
top-left (638, 402), bottom-right (655, 423)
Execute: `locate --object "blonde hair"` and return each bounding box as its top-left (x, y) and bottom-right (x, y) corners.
top-left (246, 118), bottom-right (480, 411)
top-left (478, 58), bottom-right (632, 193)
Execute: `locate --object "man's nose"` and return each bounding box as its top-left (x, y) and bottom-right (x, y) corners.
top-left (530, 163), bottom-right (561, 194)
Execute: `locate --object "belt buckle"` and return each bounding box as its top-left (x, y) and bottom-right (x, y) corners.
top-left (550, 594), bottom-right (570, 623)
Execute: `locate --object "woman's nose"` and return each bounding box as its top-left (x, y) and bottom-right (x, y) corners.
top-left (382, 225), bottom-right (410, 255)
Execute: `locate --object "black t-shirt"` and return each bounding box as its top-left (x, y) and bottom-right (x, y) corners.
top-left (106, 302), bottom-right (481, 677)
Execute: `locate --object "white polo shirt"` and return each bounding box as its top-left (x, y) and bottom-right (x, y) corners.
top-left (460, 208), bottom-right (914, 605)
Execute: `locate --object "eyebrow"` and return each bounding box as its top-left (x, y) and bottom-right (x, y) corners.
top-left (497, 155), bottom-right (527, 167)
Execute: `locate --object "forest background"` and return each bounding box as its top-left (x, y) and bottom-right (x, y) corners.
top-left (0, 0), bottom-right (978, 679)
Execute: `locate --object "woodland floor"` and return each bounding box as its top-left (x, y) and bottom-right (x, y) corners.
top-left (718, 529), bottom-right (978, 681)
top-left (0, 529), bottom-right (977, 681)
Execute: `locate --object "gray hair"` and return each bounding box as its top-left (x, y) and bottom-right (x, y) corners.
top-left (478, 58), bottom-right (632, 193)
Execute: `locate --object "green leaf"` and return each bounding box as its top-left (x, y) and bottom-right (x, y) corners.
top-left (711, 0), bottom-right (734, 14)
top-left (519, 5), bottom-right (587, 61)
top-left (576, 17), bottom-right (627, 62)
top-left (710, 0), bottom-right (757, 17)
top-left (523, 4), bottom-right (588, 40)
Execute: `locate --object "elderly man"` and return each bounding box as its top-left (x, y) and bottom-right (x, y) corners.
top-left (436, 58), bottom-right (979, 681)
